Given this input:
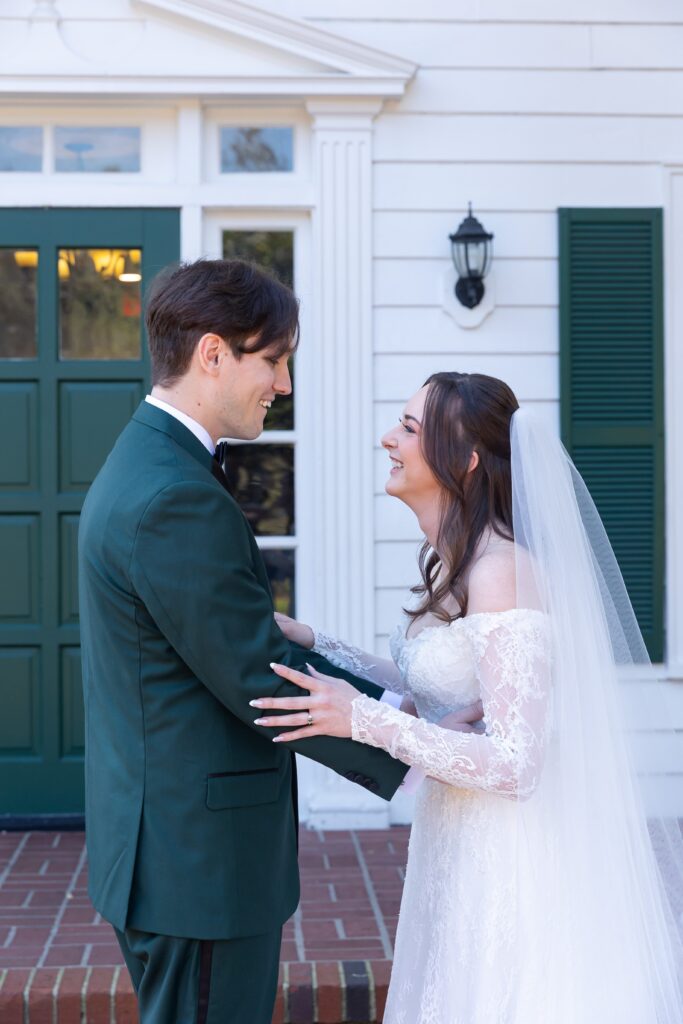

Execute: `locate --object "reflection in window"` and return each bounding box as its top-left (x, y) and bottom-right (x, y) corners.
top-left (0, 251), bottom-right (38, 358)
top-left (0, 128), bottom-right (42, 172)
top-left (220, 127), bottom-right (293, 173)
top-left (59, 249), bottom-right (142, 360)
top-left (55, 127), bottom-right (141, 173)
top-left (222, 230), bottom-right (295, 431)
top-left (261, 549), bottom-right (295, 617)
top-left (228, 444), bottom-right (294, 537)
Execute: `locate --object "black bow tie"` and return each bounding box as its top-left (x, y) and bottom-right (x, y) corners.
top-left (211, 442), bottom-right (233, 495)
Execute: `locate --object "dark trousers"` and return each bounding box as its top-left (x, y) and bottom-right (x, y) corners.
top-left (114, 924), bottom-right (282, 1024)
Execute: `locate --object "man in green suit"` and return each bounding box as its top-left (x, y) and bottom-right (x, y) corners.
top-left (78, 259), bottom-right (408, 1023)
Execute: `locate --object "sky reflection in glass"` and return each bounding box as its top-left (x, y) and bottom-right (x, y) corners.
top-left (55, 127), bottom-right (141, 173)
top-left (0, 128), bottom-right (42, 172)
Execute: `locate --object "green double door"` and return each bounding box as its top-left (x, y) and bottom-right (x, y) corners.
top-left (0, 208), bottom-right (179, 819)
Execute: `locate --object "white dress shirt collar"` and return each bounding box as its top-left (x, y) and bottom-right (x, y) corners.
top-left (145, 394), bottom-right (215, 455)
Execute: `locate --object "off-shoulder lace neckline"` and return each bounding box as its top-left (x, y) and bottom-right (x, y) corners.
top-left (402, 607), bottom-right (545, 644)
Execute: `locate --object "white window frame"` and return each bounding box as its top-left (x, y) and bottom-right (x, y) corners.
top-left (202, 104), bottom-right (310, 185)
top-left (203, 209), bottom-right (315, 622)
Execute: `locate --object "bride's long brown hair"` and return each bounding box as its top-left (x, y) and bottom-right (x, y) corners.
top-left (406, 372), bottom-right (519, 625)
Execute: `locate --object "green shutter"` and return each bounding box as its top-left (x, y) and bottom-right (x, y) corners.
top-left (559, 208), bottom-right (664, 662)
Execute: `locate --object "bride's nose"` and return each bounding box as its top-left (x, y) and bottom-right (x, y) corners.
top-left (381, 429), bottom-right (397, 450)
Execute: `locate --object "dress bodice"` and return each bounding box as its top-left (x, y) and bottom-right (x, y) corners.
top-left (389, 616), bottom-right (484, 724)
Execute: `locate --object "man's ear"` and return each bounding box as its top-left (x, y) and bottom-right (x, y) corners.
top-left (196, 333), bottom-right (225, 374)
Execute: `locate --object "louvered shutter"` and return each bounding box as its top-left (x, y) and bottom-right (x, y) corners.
top-left (559, 208), bottom-right (664, 661)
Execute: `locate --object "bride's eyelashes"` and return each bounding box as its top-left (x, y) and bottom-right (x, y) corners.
top-left (400, 418), bottom-right (415, 434)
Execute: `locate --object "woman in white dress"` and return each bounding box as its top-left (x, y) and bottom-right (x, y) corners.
top-left (252, 372), bottom-right (683, 1023)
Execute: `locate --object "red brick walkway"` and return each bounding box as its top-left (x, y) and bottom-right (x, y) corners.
top-left (0, 828), bottom-right (409, 1023)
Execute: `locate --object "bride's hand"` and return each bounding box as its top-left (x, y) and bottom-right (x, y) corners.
top-left (274, 612), bottom-right (314, 650)
top-left (250, 663), bottom-right (359, 740)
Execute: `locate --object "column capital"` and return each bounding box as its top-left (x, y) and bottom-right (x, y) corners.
top-left (305, 97), bottom-right (384, 131)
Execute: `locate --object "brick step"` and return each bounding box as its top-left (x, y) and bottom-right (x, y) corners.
top-left (0, 961), bottom-right (392, 1023)
top-left (0, 829), bottom-right (408, 1023)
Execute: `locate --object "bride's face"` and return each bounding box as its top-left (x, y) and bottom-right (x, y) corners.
top-left (381, 386), bottom-right (442, 509)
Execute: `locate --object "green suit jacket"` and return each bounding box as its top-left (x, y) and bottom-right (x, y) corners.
top-left (78, 401), bottom-right (407, 940)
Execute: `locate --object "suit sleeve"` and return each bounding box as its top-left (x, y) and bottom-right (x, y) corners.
top-left (129, 479), bottom-right (408, 800)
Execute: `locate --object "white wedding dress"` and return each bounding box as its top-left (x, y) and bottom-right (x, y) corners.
top-left (310, 409), bottom-right (683, 1023)
top-left (315, 607), bottom-right (553, 1024)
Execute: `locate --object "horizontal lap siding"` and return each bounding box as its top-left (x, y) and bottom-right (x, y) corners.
top-left (270, 2), bottom-right (681, 805)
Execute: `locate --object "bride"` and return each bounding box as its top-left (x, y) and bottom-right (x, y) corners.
top-left (251, 371), bottom-right (683, 1023)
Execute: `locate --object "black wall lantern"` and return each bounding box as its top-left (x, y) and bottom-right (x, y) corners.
top-left (449, 204), bottom-right (494, 309)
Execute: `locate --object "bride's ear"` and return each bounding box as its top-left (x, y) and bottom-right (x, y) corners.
top-left (467, 450), bottom-right (480, 474)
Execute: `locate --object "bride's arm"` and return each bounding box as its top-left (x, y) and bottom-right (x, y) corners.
top-left (312, 628), bottom-right (408, 694)
top-left (274, 611), bottom-right (408, 693)
top-left (350, 610), bottom-right (551, 799)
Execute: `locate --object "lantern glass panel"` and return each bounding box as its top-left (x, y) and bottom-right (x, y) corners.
top-left (451, 241), bottom-right (468, 279)
top-left (466, 240), bottom-right (488, 278)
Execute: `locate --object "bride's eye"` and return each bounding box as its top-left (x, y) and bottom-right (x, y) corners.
top-left (401, 420), bottom-right (415, 434)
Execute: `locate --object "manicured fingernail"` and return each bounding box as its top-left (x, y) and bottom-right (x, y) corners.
top-left (249, 700), bottom-right (261, 707)
top-left (254, 718), bottom-right (266, 726)
top-left (269, 662), bottom-right (277, 669)
top-left (272, 736), bottom-right (282, 743)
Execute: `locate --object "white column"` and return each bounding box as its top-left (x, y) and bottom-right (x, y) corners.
top-left (666, 172), bottom-right (683, 681)
top-left (299, 99), bottom-right (389, 828)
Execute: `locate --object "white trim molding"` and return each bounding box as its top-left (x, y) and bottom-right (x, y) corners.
top-left (136, 0), bottom-right (416, 78)
top-left (665, 168), bottom-right (683, 684)
top-left (303, 97), bottom-right (390, 829)
top-left (0, 0), bottom-right (416, 100)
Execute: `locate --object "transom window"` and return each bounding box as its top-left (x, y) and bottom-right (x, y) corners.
top-left (220, 127), bottom-right (293, 173)
top-left (0, 126), bottom-right (141, 174)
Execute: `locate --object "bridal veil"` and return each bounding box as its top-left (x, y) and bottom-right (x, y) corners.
top-left (509, 407), bottom-right (683, 1021)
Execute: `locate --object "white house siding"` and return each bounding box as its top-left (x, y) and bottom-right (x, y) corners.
top-left (253, 0), bottom-right (683, 815)
top-left (1, 0), bottom-right (682, 819)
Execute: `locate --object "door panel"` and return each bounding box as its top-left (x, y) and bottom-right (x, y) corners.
top-left (59, 647), bottom-right (84, 759)
top-left (0, 208), bottom-right (180, 817)
top-left (0, 648), bottom-right (40, 756)
top-left (59, 380), bottom-right (144, 490)
top-left (0, 383), bottom-right (38, 488)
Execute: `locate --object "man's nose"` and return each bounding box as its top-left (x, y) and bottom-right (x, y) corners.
top-left (275, 360), bottom-right (292, 395)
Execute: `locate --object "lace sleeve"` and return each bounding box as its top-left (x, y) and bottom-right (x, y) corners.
top-left (350, 611), bottom-right (551, 799)
top-left (312, 629), bottom-right (408, 693)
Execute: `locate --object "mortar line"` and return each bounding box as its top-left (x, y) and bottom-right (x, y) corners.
top-left (349, 831), bottom-right (393, 959)
top-left (36, 842), bottom-right (88, 969)
top-left (0, 833), bottom-right (31, 889)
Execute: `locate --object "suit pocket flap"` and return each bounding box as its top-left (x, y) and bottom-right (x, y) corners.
top-left (206, 768), bottom-right (281, 810)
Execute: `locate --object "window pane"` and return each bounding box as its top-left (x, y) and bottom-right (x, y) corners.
top-left (261, 549), bottom-right (295, 617)
top-left (0, 128), bottom-right (42, 172)
top-left (0, 251), bottom-right (38, 358)
top-left (55, 127), bottom-right (140, 173)
top-left (228, 444), bottom-right (294, 537)
top-left (59, 249), bottom-right (142, 360)
top-left (220, 127), bottom-right (293, 173)
top-left (222, 230), bottom-right (295, 430)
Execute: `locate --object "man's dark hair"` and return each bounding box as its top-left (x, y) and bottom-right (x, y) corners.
top-left (144, 258), bottom-right (300, 386)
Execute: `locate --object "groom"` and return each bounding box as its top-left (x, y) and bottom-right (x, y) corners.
top-left (78, 259), bottom-right (409, 1024)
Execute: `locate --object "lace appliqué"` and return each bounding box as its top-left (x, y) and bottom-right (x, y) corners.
top-left (312, 629), bottom-right (407, 692)
top-left (350, 610), bottom-right (551, 800)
